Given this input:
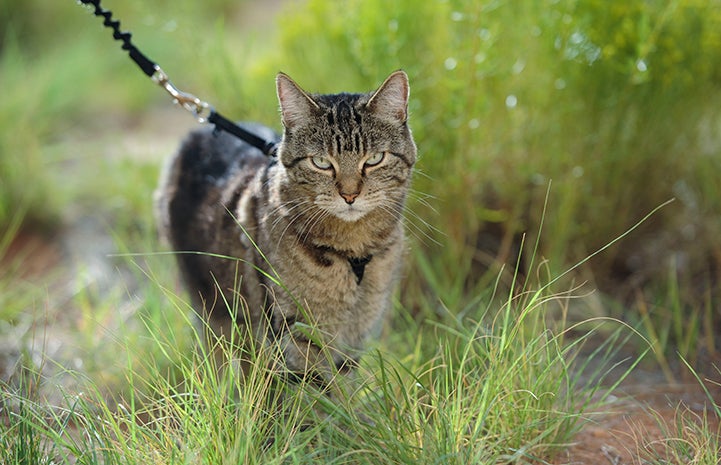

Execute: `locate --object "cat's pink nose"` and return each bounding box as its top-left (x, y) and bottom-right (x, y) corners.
top-left (341, 192), bottom-right (359, 204)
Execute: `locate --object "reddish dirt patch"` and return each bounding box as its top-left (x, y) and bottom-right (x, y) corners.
top-left (550, 382), bottom-right (720, 464)
top-left (2, 229), bottom-right (62, 279)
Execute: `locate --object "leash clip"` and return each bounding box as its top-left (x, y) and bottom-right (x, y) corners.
top-left (152, 66), bottom-right (213, 123)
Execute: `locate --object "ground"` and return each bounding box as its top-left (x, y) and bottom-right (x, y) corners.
top-left (551, 378), bottom-right (719, 464)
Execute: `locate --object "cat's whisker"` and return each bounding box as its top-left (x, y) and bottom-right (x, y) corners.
top-left (401, 201), bottom-right (439, 230)
top-left (299, 208), bottom-right (332, 245)
top-left (404, 216), bottom-right (444, 247)
top-left (404, 204), bottom-right (443, 236)
top-left (275, 203), bottom-right (320, 249)
top-left (376, 199), bottom-right (442, 247)
top-left (407, 188), bottom-right (439, 214)
top-left (269, 199), bottom-right (313, 233)
top-left (279, 200), bottom-right (325, 247)
top-left (411, 167), bottom-right (435, 182)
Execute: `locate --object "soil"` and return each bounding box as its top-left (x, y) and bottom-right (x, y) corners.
top-left (549, 380), bottom-right (720, 464)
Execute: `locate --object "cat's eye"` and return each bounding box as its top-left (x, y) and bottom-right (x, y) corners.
top-left (365, 152), bottom-right (385, 167)
top-left (311, 156), bottom-right (333, 170)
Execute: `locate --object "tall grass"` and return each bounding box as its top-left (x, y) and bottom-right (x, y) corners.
top-left (642, 409), bottom-right (721, 465)
top-left (1, 253), bottom-right (633, 464)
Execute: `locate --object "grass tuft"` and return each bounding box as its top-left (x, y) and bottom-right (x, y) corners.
top-left (2, 237), bottom-right (648, 464)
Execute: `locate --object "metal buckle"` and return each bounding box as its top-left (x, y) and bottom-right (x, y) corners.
top-left (152, 66), bottom-right (213, 123)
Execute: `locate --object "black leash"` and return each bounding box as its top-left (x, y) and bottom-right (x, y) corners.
top-left (78, 0), bottom-right (278, 157)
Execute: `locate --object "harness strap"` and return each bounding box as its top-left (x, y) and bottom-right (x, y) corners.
top-left (348, 255), bottom-right (373, 284)
top-left (78, 0), bottom-right (278, 157)
top-left (207, 111), bottom-right (278, 156)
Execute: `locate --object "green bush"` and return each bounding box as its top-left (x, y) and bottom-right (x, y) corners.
top-left (219, 0), bottom-right (721, 349)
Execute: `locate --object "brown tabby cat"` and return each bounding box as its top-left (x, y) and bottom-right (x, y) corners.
top-left (155, 71), bottom-right (416, 382)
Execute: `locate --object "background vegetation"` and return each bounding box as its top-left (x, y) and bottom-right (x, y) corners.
top-left (234, 0), bottom-right (721, 364)
top-left (1, 0), bottom-right (719, 463)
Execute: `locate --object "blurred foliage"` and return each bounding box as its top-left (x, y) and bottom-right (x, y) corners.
top-left (1, 0), bottom-right (719, 359)
top-left (0, 0), bottom-right (238, 229)
top-left (215, 0), bottom-right (721, 353)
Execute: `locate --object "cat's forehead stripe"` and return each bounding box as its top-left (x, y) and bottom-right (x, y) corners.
top-left (317, 97), bottom-right (366, 156)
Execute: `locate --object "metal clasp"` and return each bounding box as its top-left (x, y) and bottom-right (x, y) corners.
top-left (152, 66), bottom-right (213, 123)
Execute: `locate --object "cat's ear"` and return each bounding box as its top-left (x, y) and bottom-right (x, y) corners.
top-left (276, 72), bottom-right (319, 129)
top-left (366, 70), bottom-right (410, 125)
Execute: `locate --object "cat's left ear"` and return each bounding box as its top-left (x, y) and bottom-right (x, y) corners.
top-left (366, 70), bottom-right (410, 125)
top-left (277, 72), bottom-right (320, 130)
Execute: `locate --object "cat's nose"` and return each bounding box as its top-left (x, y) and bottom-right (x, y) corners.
top-left (337, 176), bottom-right (363, 204)
top-left (341, 192), bottom-right (359, 204)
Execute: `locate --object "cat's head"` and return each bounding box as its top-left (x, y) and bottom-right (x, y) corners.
top-left (275, 71), bottom-right (416, 223)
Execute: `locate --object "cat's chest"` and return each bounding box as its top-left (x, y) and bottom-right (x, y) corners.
top-left (274, 241), bottom-right (391, 307)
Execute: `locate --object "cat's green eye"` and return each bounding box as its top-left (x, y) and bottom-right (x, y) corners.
top-left (365, 152), bottom-right (385, 167)
top-left (311, 156), bottom-right (333, 170)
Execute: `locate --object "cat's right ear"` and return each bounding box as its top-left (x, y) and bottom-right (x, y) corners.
top-left (276, 73), bottom-right (319, 130)
top-left (366, 70), bottom-right (410, 125)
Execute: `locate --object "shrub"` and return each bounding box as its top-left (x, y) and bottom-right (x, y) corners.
top-left (219, 0), bottom-right (721, 353)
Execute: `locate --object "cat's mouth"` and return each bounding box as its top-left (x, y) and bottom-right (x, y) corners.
top-left (314, 194), bottom-right (374, 223)
top-left (329, 202), bottom-right (371, 222)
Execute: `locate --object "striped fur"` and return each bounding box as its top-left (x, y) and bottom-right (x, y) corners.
top-left (155, 71), bottom-right (416, 380)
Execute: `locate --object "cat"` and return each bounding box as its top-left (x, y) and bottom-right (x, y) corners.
top-left (155, 71), bottom-right (416, 383)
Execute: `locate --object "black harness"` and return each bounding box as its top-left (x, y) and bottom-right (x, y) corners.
top-left (348, 255), bottom-right (373, 284)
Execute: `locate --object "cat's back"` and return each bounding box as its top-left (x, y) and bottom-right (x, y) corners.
top-left (155, 123), bottom-right (277, 245)
top-left (154, 123), bottom-right (279, 310)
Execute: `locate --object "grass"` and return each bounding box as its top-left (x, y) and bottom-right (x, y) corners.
top-left (643, 410), bottom-right (721, 465)
top-left (1, 252), bottom-right (636, 464)
top-left (0, 191), bottom-right (656, 464)
top-left (1, 0), bottom-right (721, 463)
